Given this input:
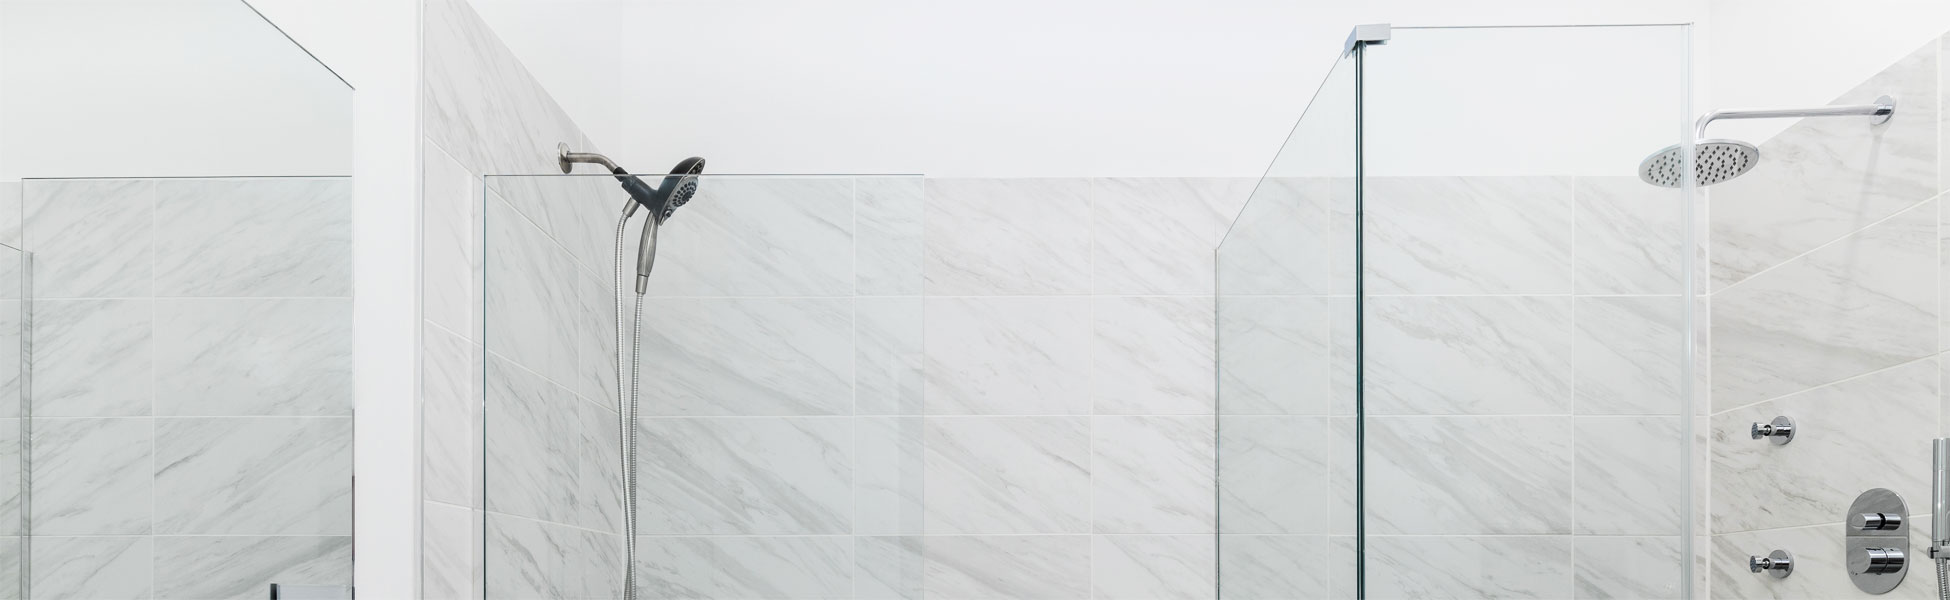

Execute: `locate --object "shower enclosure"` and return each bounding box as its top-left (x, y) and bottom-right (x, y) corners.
top-left (1217, 24), bottom-right (1696, 599)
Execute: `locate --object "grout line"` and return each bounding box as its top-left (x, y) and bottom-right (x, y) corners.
top-left (1705, 353), bottom-right (1942, 417)
top-left (1712, 188), bottom-right (1949, 296)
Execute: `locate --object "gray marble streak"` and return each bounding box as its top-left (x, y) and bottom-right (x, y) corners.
top-left (489, 174), bottom-right (617, 280)
top-left (1216, 296), bottom-right (1343, 416)
top-left (1576, 296), bottom-right (1686, 415)
top-left (1092, 177), bottom-right (1254, 295)
top-left (1712, 358), bottom-right (1937, 533)
top-left (1573, 536), bottom-right (1682, 600)
top-left (484, 355), bottom-right (577, 524)
top-left (154, 417), bottom-right (352, 535)
top-left (1364, 176), bottom-right (1574, 295)
top-left (855, 297), bottom-right (923, 416)
top-left (921, 535), bottom-right (1090, 600)
top-left (0, 300), bottom-right (21, 419)
top-left (154, 299), bottom-right (352, 416)
top-left (1710, 517), bottom-right (1937, 599)
top-left (422, 0), bottom-right (588, 178)
top-left (1091, 534), bottom-right (1215, 600)
top-left (571, 529), bottom-right (624, 600)
top-left (30, 299), bottom-right (151, 417)
top-left (1367, 416), bottom-right (1573, 535)
top-left (30, 418), bottom-right (151, 535)
top-left (423, 324), bottom-right (481, 508)
top-left (635, 417), bottom-right (853, 535)
top-left (152, 536), bottom-right (351, 599)
top-left (855, 177), bottom-right (926, 296)
top-left (1216, 416), bottom-right (1333, 535)
top-left (1576, 176), bottom-right (1685, 295)
top-left (1216, 535), bottom-right (1329, 600)
top-left (1366, 296), bottom-right (1575, 415)
top-left (1941, 34), bottom-right (1949, 199)
top-left (854, 417), bottom-right (924, 536)
top-left (21, 178), bottom-right (152, 299)
top-left (923, 297), bottom-right (1091, 415)
top-left (424, 141), bottom-right (477, 340)
top-left (635, 298), bottom-right (853, 416)
top-left (573, 266), bottom-right (616, 409)
top-left (153, 178), bottom-right (351, 298)
top-left (1366, 536), bottom-right (1573, 599)
top-left (29, 536), bottom-right (151, 600)
top-left (1575, 416), bottom-right (1685, 535)
top-left (574, 398), bottom-right (621, 534)
top-left (854, 536), bottom-right (924, 600)
top-left (643, 177), bottom-right (856, 297)
top-left (0, 421), bottom-right (16, 537)
top-left (0, 181), bottom-right (18, 248)
top-left (0, 536), bottom-right (15, 600)
top-left (485, 514), bottom-right (573, 600)
top-left (925, 417), bottom-right (1090, 535)
top-left (1093, 416), bottom-right (1214, 534)
top-left (484, 192), bottom-right (580, 387)
top-left (422, 502), bottom-right (481, 600)
top-left (636, 536), bottom-right (854, 600)
top-left (1711, 199), bottom-right (1937, 411)
top-left (923, 178), bottom-right (1092, 295)
top-left (1216, 177), bottom-right (1350, 296)
top-left (1710, 40), bottom-right (1942, 289)
top-left (1094, 296), bottom-right (1215, 415)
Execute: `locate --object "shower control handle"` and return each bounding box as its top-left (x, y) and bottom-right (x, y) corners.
top-left (1852, 512), bottom-right (1903, 531)
top-left (1750, 550), bottom-right (1794, 577)
top-left (1849, 547), bottom-right (1906, 575)
top-left (1751, 416), bottom-right (1795, 445)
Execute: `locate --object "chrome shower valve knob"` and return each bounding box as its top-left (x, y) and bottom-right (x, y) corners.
top-left (1751, 416), bottom-right (1795, 445)
top-left (1749, 550), bottom-right (1793, 578)
top-left (1849, 547), bottom-right (1905, 575)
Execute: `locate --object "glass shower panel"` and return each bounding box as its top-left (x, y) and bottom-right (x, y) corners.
top-left (1360, 25), bottom-right (1694, 599)
top-left (1216, 48), bottom-right (1361, 599)
top-left (482, 174), bottom-right (926, 599)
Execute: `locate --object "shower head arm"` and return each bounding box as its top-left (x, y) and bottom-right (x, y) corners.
top-left (1694, 95), bottom-right (1896, 139)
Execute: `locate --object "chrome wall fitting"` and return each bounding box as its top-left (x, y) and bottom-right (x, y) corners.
top-left (1846, 488), bottom-right (1909, 594)
top-left (1751, 416), bottom-right (1795, 444)
top-left (1750, 550), bottom-right (1794, 578)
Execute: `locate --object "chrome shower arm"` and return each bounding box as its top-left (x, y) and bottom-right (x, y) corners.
top-left (558, 142), bottom-right (620, 173)
top-left (1695, 95), bottom-right (1896, 139)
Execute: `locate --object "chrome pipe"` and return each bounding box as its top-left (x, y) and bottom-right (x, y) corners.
top-left (1934, 438), bottom-right (1949, 552)
top-left (558, 142), bottom-right (620, 173)
top-left (1695, 95), bottom-right (1896, 138)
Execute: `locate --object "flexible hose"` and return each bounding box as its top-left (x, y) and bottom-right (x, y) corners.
top-left (1937, 557), bottom-right (1947, 600)
top-left (611, 206), bottom-right (639, 600)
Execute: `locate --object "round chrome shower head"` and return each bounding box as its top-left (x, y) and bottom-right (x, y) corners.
top-left (1638, 139), bottom-right (1760, 188)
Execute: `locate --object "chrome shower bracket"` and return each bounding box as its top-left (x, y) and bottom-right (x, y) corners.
top-left (1846, 488), bottom-right (1909, 594)
top-left (1751, 416), bottom-right (1795, 445)
top-left (1750, 550), bottom-right (1794, 578)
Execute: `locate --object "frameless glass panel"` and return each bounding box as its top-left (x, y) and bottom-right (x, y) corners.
top-left (482, 173), bottom-right (925, 599)
top-left (1217, 47), bottom-right (1362, 599)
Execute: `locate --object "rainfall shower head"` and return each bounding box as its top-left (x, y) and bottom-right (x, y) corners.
top-left (1638, 140), bottom-right (1760, 188)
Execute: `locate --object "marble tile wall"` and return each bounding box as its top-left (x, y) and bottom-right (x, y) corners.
top-left (17, 176), bottom-right (353, 598)
top-left (1704, 34), bottom-right (1949, 600)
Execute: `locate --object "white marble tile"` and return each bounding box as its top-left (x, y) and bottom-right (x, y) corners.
top-left (1215, 177), bottom-right (1349, 297)
top-left (1367, 416), bottom-right (1572, 535)
top-left (424, 141), bottom-right (477, 340)
top-left (922, 535), bottom-right (1090, 600)
top-left (154, 417), bottom-right (352, 535)
top-left (856, 177), bottom-right (926, 296)
top-left (854, 417), bottom-right (924, 536)
top-left (1576, 296), bottom-right (1687, 415)
top-left (483, 355), bottom-right (577, 524)
top-left (21, 179), bottom-right (152, 299)
top-left (642, 177), bottom-right (855, 297)
top-left (856, 297), bottom-right (923, 416)
top-left (422, 0), bottom-right (588, 178)
top-left (1711, 42), bottom-right (1941, 289)
top-left (1576, 176), bottom-right (1685, 295)
top-left (571, 529), bottom-right (624, 600)
top-left (636, 536), bottom-right (854, 600)
top-left (0, 536), bottom-right (16, 600)
top-left (1709, 517), bottom-right (1938, 599)
top-left (1093, 416), bottom-right (1214, 534)
top-left (30, 299), bottom-right (150, 417)
top-left (1092, 177), bottom-right (1254, 295)
top-left (1216, 416), bottom-right (1334, 535)
top-left (485, 513), bottom-right (572, 600)
top-left (422, 502), bottom-right (480, 600)
top-left (1216, 535), bottom-right (1329, 600)
top-left (153, 178), bottom-right (351, 297)
top-left (636, 417), bottom-right (852, 535)
top-left (573, 266), bottom-right (616, 409)
top-left (855, 536), bottom-right (924, 600)
top-left (483, 192), bottom-right (579, 387)
top-left (1091, 534), bottom-right (1215, 600)
top-left (1575, 416), bottom-right (1685, 535)
top-left (153, 535), bottom-right (351, 599)
top-left (574, 399), bottom-right (622, 534)
top-left (424, 324), bottom-right (481, 508)
top-left (636, 298), bottom-right (853, 416)
top-left (0, 181), bottom-right (20, 248)
top-left (925, 417), bottom-right (1090, 534)
top-left (0, 421), bottom-right (17, 537)
top-left (0, 300), bottom-right (22, 419)
top-left (1366, 536), bottom-right (1573, 599)
top-left (1365, 176), bottom-right (1574, 295)
top-left (1094, 296), bottom-right (1215, 415)
top-left (923, 178), bottom-right (1092, 295)
top-left (1941, 34), bottom-right (1949, 198)
top-left (489, 173), bottom-right (616, 280)
top-left (29, 536), bottom-right (150, 600)
top-left (30, 418), bottom-right (150, 535)
top-left (1366, 296), bottom-right (1574, 415)
top-left (1712, 358), bottom-right (1937, 533)
top-left (1216, 296), bottom-right (1344, 416)
top-left (1574, 536), bottom-right (1683, 600)
top-left (1712, 199), bottom-right (1937, 411)
top-left (154, 299), bottom-right (352, 416)
top-left (923, 297), bottom-right (1091, 415)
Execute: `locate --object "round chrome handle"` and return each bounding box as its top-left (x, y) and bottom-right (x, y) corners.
top-left (1851, 512), bottom-right (1903, 531)
top-left (1850, 547), bottom-right (1905, 575)
top-left (1751, 416), bottom-right (1795, 445)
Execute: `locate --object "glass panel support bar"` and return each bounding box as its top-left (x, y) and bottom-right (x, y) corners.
top-left (1344, 23), bottom-right (1391, 54)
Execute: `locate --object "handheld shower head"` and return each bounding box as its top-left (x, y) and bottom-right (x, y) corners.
top-left (634, 157), bottom-right (707, 294)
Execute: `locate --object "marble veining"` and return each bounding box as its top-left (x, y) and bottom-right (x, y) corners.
top-left (635, 417), bottom-right (853, 535)
top-left (0, 181), bottom-right (19, 247)
top-left (1092, 177), bottom-right (1254, 295)
top-left (30, 418), bottom-right (152, 536)
top-left (635, 536), bottom-right (854, 600)
top-left (1574, 416), bottom-right (1685, 535)
top-left (1217, 296), bottom-right (1345, 416)
top-left (1217, 416), bottom-right (1336, 535)
top-left (855, 177), bottom-right (926, 296)
top-left (574, 399), bottom-right (622, 534)
top-left (152, 536), bottom-right (351, 599)
top-left (422, 325), bottom-right (480, 508)
top-left (1216, 177), bottom-right (1350, 297)
top-left (921, 535), bottom-right (1090, 600)
top-left (923, 297), bottom-right (1092, 415)
top-left (635, 298), bottom-right (854, 416)
top-left (484, 193), bottom-right (581, 387)
top-left (1364, 176), bottom-right (1574, 295)
top-left (1216, 535), bottom-right (1330, 600)
top-left (924, 417), bottom-right (1090, 535)
top-left (854, 417), bottom-right (924, 536)
top-left (854, 536), bottom-right (925, 600)
top-left (30, 299), bottom-right (151, 417)
top-left (484, 355), bottom-right (578, 524)
top-left (153, 417), bottom-right (352, 535)
top-left (1365, 296), bottom-right (1575, 415)
top-left (1093, 296), bottom-right (1215, 415)
top-left (1092, 416), bottom-right (1215, 534)
top-left (421, 502), bottom-right (479, 600)
top-left (422, 0), bottom-right (587, 178)
top-left (152, 178), bottom-right (352, 297)
top-left (485, 514), bottom-right (573, 600)
top-left (153, 299), bottom-right (352, 416)
top-left (855, 297), bottom-right (923, 416)
top-left (29, 536), bottom-right (151, 600)
top-left (1365, 536), bottom-right (1573, 599)
top-left (923, 178), bottom-right (1092, 296)
top-left (574, 267), bottom-right (617, 409)
top-left (1365, 416), bottom-right (1573, 535)
top-left (1575, 296), bottom-right (1686, 415)
top-left (423, 141), bottom-right (477, 340)
top-left (21, 178), bottom-right (153, 299)
top-left (1573, 536), bottom-right (1683, 600)
top-left (1575, 176), bottom-right (1685, 295)
top-left (643, 177), bottom-right (856, 297)
top-left (1091, 534), bottom-right (1215, 600)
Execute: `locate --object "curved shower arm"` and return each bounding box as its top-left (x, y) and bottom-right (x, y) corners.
top-left (1694, 95), bottom-right (1896, 139)
top-left (558, 142), bottom-right (620, 173)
